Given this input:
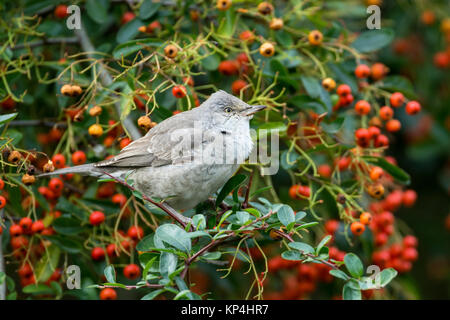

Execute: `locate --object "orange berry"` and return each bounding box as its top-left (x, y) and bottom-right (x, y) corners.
top-left (257, 2), bottom-right (274, 15)
top-left (22, 174), bottom-right (36, 186)
top-left (350, 221), bottom-right (365, 236)
top-left (386, 119), bottom-right (401, 132)
top-left (88, 124), bottom-right (103, 137)
top-left (359, 212), bottom-right (372, 225)
top-left (89, 106), bottom-right (102, 117)
top-left (322, 78), bottom-right (336, 91)
top-left (355, 64), bottom-right (371, 78)
top-left (218, 60), bottom-right (239, 76)
top-left (216, 0), bottom-right (231, 10)
top-left (269, 18), bottom-right (283, 30)
top-left (370, 63), bottom-right (388, 80)
top-left (308, 30), bottom-right (323, 46)
top-left (259, 42), bottom-right (275, 57)
top-left (318, 164), bottom-right (332, 178)
top-left (164, 44), bottom-right (178, 58)
top-left (354, 100), bottom-right (371, 115)
top-left (421, 10), bottom-right (435, 25)
top-left (369, 166), bottom-right (384, 181)
top-left (379, 106), bottom-right (394, 120)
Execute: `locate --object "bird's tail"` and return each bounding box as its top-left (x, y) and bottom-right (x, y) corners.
top-left (37, 164), bottom-right (99, 178)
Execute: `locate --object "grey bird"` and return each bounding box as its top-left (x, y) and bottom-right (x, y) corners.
top-left (39, 90), bottom-right (265, 215)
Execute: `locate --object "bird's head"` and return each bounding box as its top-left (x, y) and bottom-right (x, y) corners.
top-left (202, 90), bottom-right (266, 129)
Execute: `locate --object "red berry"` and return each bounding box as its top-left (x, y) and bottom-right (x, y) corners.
top-left (100, 288), bottom-right (117, 300)
top-left (123, 264), bottom-right (141, 279)
top-left (112, 193), bottom-right (127, 207)
top-left (350, 221), bottom-right (365, 236)
top-left (325, 220), bottom-right (339, 234)
top-left (336, 84), bottom-right (351, 96)
top-left (127, 226), bottom-right (144, 240)
top-left (355, 128), bottom-right (370, 147)
top-left (89, 211), bottom-right (106, 226)
top-left (49, 177), bottom-right (64, 193)
top-left (91, 247), bottom-right (105, 261)
top-left (318, 164), bottom-right (332, 178)
top-left (375, 232), bottom-right (388, 247)
top-left (0, 178), bottom-right (5, 190)
top-left (386, 119), bottom-right (401, 132)
top-left (231, 79), bottom-right (248, 95)
top-left (31, 220), bottom-right (45, 234)
top-left (54, 5), bottom-right (68, 19)
top-left (19, 217), bottom-right (33, 233)
top-left (106, 243), bottom-right (119, 258)
top-left (172, 85), bottom-right (187, 98)
top-left (0, 195), bottom-right (6, 209)
top-left (390, 92), bottom-right (405, 108)
top-left (402, 247), bottom-right (418, 262)
top-left (368, 126), bottom-right (381, 140)
top-left (405, 101), bottom-right (421, 115)
top-left (121, 12), bottom-right (135, 25)
top-left (218, 60), bottom-right (239, 76)
top-left (403, 235), bottom-right (418, 248)
top-left (51, 154), bottom-right (66, 169)
top-left (72, 151), bottom-right (87, 165)
top-left (402, 190), bottom-right (417, 207)
top-left (355, 64), bottom-right (371, 78)
top-left (9, 224), bottom-right (23, 237)
top-left (374, 134), bottom-right (389, 148)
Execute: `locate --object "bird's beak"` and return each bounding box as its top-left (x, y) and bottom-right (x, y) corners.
top-left (242, 105), bottom-right (267, 116)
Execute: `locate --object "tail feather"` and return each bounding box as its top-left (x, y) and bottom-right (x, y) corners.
top-left (37, 164), bottom-right (97, 178)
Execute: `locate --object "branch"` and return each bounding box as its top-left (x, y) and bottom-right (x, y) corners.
top-left (9, 120), bottom-right (67, 128)
top-left (101, 171), bottom-right (192, 229)
top-left (8, 37), bottom-right (78, 50)
top-left (0, 209), bottom-right (6, 300)
top-left (73, 26), bottom-right (142, 141)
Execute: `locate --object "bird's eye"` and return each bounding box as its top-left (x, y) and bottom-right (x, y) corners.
top-left (224, 107), bottom-right (232, 113)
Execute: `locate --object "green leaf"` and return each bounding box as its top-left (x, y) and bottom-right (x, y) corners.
top-left (139, 0), bottom-right (160, 20)
top-left (301, 76), bottom-right (321, 99)
top-left (295, 222), bottom-right (319, 230)
top-left (316, 235), bottom-right (332, 255)
top-left (23, 284), bottom-right (53, 295)
top-left (236, 211), bottom-right (250, 225)
top-left (34, 245), bottom-right (60, 282)
top-left (52, 217), bottom-right (84, 235)
top-left (0, 112), bottom-right (17, 125)
top-left (113, 38), bottom-right (162, 59)
top-left (215, 174), bottom-right (246, 208)
top-left (104, 265), bottom-right (116, 283)
top-left (351, 28), bottom-right (394, 53)
top-left (379, 268), bottom-right (398, 287)
top-left (281, 250), bottom-right (304, 261)
top-left (288, 242), bottom-right (315, 254)
top-left (277, 205), bottom-right (295, 230)
top-left (42, 235), bottom-right (82, 254)
top-left (142, 257), bottom-right (157, 281)
top-left (116, 19), bottom-right (144, 43)
top-left (159, 252), bottom-right (177, 278)
top-left (86, 0), bottom-right (109, 24)
top-left (362, 156), bottom-right (411, 185)
top-left (155, 224), bottom-right (191, 252)
top-left (295, 211), bottom-right (307, 221)
top-left (344, 253), bottom-right (364, 278)
top-left (217, 9), bottom-right (237, 38)
top-left (378, 76), bottom-right (417, 99)
top-left (280, 150), bottom-right (300, 170)
top-left (192, 214), bottom-right (206, 230)
top-left (141, 289), bottom-right (166, 300)
top-left (330, 269), bottom-right (350, 281)
top-left (343, 281), bottom-right (362, 300)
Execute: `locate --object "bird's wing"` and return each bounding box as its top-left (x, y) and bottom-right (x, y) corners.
top-left (94, 109), bottom-right (209, 169)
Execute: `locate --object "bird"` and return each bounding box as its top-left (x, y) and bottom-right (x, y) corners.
top-left (39, 90), bottom-right (266, 213)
